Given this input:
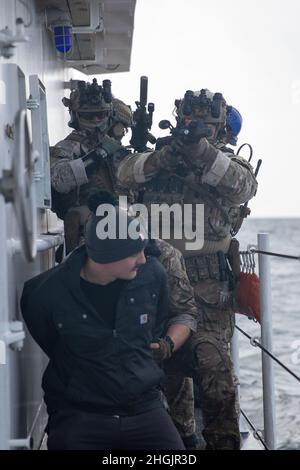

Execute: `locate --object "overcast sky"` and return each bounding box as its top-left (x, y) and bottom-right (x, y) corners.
top-left (101, 0), bottom-right (300, 218)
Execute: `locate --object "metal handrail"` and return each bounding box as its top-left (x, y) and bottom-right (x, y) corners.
top-left (235, 325), bottom-right (300, 383)
top-left (249, 249), bottom-right (300, 261)
top-left (236, 233), bottom-right (300, 450)
top-left (240, 409), bottom-right (269, 450)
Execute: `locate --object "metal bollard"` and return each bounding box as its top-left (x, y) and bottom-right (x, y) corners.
top-left (258, 233), bottom-right (277, 449)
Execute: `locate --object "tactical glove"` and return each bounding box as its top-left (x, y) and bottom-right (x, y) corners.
top-left (150, 145), bottom-right (183, 172)
top-left (151, 336), bottom-right (175, 363)
top-left (179, 138), bottom-right (219, 168)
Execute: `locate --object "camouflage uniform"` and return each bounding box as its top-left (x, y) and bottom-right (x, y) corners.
top-left (50, 130), bottom-right (130, 208)
top-left (50, 130), bottom-right (131, 253)
top-left (50, 86), bottom-right (133, 253)
top-left (156, 239), bottom-right (198, 438)
top-left (116, 130), bottom-right (258, 449)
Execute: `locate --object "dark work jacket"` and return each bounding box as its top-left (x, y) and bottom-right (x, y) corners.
top-left (21, 245), bottom-right (169, 415)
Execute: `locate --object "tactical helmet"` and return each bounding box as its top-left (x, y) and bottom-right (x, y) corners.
top-left (175, 89), bottom-right (227, 142)
top-left (112, 98), bottom-right (133, 128)
top-left (62, 78), bottom-right (113, 132)
top-left (226, 106), bottom-right (243, 145)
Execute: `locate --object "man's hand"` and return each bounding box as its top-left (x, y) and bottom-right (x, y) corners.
top-left (179, 138), bottom-right (219, 167)
top-left (151, 145), bottom-right (183, 172)
top-left (150, 336), bottom-right (174, 362)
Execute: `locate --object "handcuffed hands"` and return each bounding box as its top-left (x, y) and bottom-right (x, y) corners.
top-left (150, 336), bottom-right (174, 362)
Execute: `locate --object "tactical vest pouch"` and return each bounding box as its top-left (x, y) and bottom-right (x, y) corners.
top-left (185, 253), bottom-right (235, 309)
top-left (191, 277), bottom-right (234, 310)
top-left (227, 238), bottom-right (241, 281)
top-left (185, 253), bottom-right (221, 283)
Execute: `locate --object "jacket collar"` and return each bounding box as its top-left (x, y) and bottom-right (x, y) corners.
top-left (63, 245), bottom-right (156, 292)
top-left (64, 245), bottom-right (87, 288)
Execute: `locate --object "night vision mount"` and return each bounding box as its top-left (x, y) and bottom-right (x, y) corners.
top-left (77, 78), bottom-right (112, 106)
top-left (175, 89), bottom-right (225, 119)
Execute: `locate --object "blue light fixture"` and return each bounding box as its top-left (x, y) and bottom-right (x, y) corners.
top-left (53, 25), bottom-right (72, 53)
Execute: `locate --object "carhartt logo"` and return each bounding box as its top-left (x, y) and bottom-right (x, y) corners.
top-left (140, 314), bottom-right (148, 325)
top-left (0, 340), bottom-right (6, 365)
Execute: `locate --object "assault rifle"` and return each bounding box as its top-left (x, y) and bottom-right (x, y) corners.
top-left (130, 76), bottom-right (156, 152)
top-left (80, 135), bottom-right (124, 174)
top-left (156, 118), bottom-right (212, 150)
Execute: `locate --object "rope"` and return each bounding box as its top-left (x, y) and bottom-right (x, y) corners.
top-left (235, 325), bottom-right (300, 383)
top-left (240, 409), bottom-right (269, 450)
top-left (250, 249), bottom-right (300, 261)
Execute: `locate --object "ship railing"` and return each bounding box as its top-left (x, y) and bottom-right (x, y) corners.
top-left (231, 232), bottom-right (300, 450)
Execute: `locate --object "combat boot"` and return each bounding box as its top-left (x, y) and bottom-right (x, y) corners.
top-left (205, 435), bottom-right (240, 450)
top-left (182, 433), bottom-right (204, 450)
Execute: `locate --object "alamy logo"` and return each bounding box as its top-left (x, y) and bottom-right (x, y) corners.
top-left (95, 196), bottom-right (205, 251)
top-left (0, 340), bottom-right (6, 365)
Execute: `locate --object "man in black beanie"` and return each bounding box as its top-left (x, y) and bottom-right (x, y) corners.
top-left (20, 192), bottom-right (185, 450)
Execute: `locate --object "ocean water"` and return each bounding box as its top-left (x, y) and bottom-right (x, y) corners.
top-left (237, 218), bottom-right (300, 450)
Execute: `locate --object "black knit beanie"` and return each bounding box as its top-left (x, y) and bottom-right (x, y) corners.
top-left (85, 191), bottom-right (148, 264)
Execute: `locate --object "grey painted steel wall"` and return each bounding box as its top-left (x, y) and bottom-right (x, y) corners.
top-left (0, 0), bottom-right (73, 450)
top-left (0, 0), bottom-right (135, 449)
